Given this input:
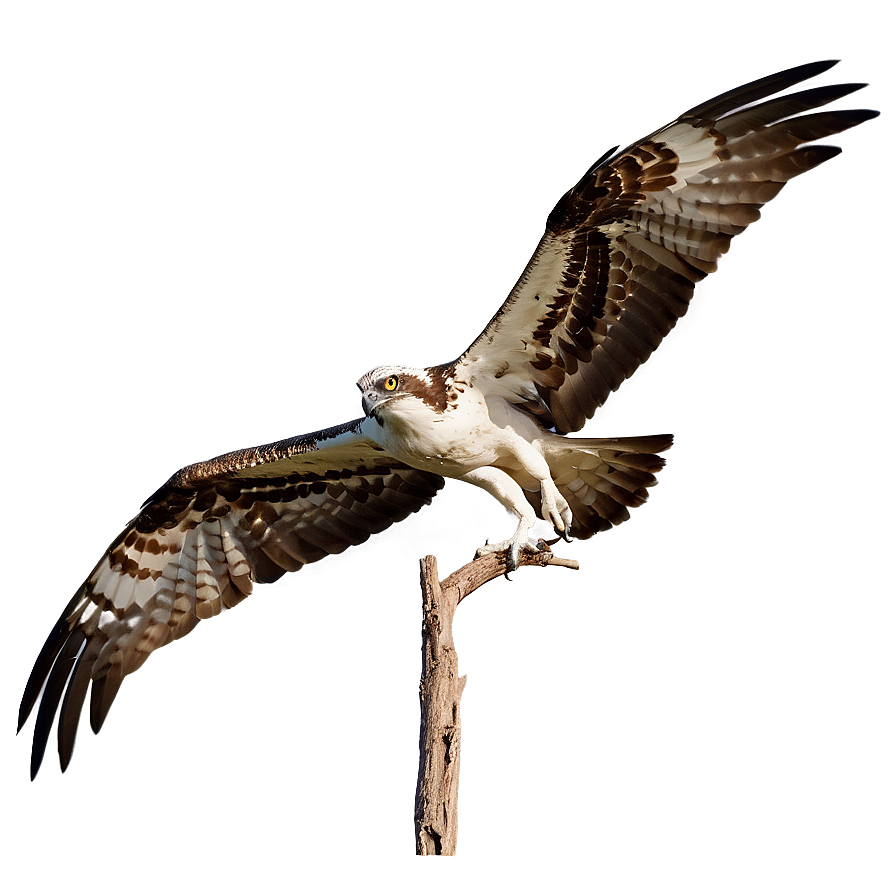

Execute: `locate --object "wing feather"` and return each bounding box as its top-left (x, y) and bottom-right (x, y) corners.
top-left (19, 418), bottom-right (443, 777)
top-left (455, 61), bottom-right (878, 433)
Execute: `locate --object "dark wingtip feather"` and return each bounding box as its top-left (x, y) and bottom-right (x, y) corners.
top-left (796, 59), bottom-right (838, 72)
top-left (30, 743), bottom-right (46, 779)
top-left (17, 706), bottom-right (29, 735)
top-left (796, 144), bottom-right (843, 170)
top-left (16, 618), bottom-right (69, 732)
top-left (28, 630), bottom-right (86, 779)
top-left (683, 60), bottom-right (841, 120)
top-left (839, 109), bottom-right (881, 125)
top-left (58, 641), bottom-right (100, 773)
top-left (30, 730), bottom-right (47, 778)
top-left (808, 82), bottom-right (867, 101)
top-left (89, 669), bottom-right (124, 735)
top-left (19, 593), bottom-right (82, 733)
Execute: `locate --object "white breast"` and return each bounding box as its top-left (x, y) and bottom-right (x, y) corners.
top-left (364, 384), bottom-right (509, 477)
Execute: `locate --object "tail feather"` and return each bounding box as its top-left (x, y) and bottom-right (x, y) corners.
top-left (538, 434), bottom-right (673, 539)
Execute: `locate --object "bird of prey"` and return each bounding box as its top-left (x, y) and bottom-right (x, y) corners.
top-left (19, 61), bottom-right (876, 778)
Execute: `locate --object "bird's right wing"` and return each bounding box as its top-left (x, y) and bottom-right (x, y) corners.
top-left (19, 417), bottom-right (443, 777)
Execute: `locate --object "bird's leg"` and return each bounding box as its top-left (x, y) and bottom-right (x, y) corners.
top-left (505, 438), bottom-right (574, 541)
top-left (539, 478), bottom-right (574, 542)
top-left (460, 467), bottom-right (540, 572)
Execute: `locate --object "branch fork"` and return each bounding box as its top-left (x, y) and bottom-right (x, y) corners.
top-left (413, 544), bottom-right (578, 855)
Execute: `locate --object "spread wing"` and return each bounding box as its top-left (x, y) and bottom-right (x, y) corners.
top-left (454, 60), bottom-right (878, 433)
top-left (19, 419), bottom-right (443, 778)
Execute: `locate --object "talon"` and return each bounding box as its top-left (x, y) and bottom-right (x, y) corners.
top-left (475, 531), bottom-right (540, 571)
top-left (562, 506), bottom-right (574, 538)
top-left (541, 481), bottom-right (573, 543)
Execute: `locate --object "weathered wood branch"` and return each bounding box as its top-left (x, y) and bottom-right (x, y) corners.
top-left (413, 545), bottom-right (579, 855)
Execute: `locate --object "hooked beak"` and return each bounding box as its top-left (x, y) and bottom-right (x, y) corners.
top-left (361, 389), bottom-right (383, 417)
top-left (360, 388), bottom-right (398, 417)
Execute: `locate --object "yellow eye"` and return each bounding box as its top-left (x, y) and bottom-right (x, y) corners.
top-left (384, 375), bottom-right (398, 392)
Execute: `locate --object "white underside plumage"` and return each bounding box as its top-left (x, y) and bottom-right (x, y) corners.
top-left (20, 61), bottom-right (876, 779)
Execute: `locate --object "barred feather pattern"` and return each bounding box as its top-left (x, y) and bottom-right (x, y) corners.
top-left (20, 62), bottom-right (878, 780)
top-left (456, 61), bottom-right (878, 433)
top-left (529, 435), bottom-right (673, 538)
top-left (19, 428), bottom-right (443, 778)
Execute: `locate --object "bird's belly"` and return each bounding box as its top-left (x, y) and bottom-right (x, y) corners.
top-left (415, 442), bottom-right (499, 477)
top-left (392, 423), bottom-right (502, 476)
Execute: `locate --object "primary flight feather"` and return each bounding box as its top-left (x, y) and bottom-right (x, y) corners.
top-left (19, 61), bottom-right (877, 778)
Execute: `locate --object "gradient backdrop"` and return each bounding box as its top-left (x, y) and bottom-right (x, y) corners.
top-left (3, 3), bottom-right (891, 891)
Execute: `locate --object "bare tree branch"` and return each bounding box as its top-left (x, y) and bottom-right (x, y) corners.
top-left (414, 545), bottom-right (579, 855)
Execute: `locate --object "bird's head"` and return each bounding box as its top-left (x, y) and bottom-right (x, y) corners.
top-left (357, 365), bottom-right (452, 420)
top-left (357, 366), bottom-right (415, 418)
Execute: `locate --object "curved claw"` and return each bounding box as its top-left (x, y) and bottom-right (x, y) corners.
top-left (477, 534), bottom-right (539, 575)
top-left (542, 482), bottom-right (574, 544)
top-left (504, 541), bottom-right (521, 576)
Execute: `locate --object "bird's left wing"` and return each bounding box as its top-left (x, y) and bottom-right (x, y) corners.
top-left (19, 418), bottom-right (443, 777)
top-left (454, 61), bottom-right (877, 433)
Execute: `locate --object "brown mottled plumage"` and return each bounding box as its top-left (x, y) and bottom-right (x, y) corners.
top-left (20, 422), bottom-right (442, 778)
top-left (20, 61), bottom-right (877, 778)
top-left (455, 62), bottom-right (877, 434)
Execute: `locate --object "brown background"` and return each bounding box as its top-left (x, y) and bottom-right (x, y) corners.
top-left (2, 2), bottom-right (894, 893)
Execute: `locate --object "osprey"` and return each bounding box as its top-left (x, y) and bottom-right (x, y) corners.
top-left (20, 61), bottom-right (876, 778)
